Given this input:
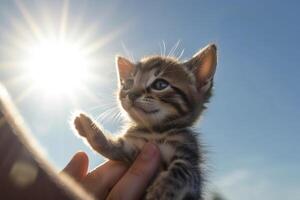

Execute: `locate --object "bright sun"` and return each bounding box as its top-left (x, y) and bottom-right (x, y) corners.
top-left (3, 0), bottom-right (122, 102)
top-left (24, 39), bottom-right (89, 96)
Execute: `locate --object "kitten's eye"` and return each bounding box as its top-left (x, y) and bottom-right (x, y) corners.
top-left (123, 79), bottom-right (133, 90)
top-left (151, 79), bottom-right (169, 90)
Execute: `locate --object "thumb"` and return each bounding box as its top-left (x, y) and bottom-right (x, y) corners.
top-left (107, 142), bottom-right (161, 200)
top-left (61, 151), bottom-right (89, 181)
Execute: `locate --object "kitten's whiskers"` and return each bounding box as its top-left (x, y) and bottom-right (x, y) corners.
top-left (163, 40), bottom-right (166, 57)
top-left (177, 48), bottom-right (185, 60)
top-left (168, 40), bottom-right (181, 58)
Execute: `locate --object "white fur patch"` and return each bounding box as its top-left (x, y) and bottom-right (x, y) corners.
top-left (127, 131), bottom-right (184, 164)
top-left (158, 143), bottom-right (176, 164)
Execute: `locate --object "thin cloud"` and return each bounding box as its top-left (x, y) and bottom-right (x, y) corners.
top-left (213, 168), bottom-right (300, 200)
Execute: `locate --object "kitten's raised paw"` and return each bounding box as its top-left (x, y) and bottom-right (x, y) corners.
top-left (74, 113), bottom-right (93, 137)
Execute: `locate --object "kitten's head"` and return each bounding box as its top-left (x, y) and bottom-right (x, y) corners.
top-left (117, 44), bottom-right (217, 131)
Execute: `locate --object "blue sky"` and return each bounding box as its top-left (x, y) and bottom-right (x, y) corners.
top-left (0, 0), bottom-right (299, 199)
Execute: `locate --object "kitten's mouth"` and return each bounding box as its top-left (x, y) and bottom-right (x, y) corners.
top-left (133, 105), bottom-right (159, 114)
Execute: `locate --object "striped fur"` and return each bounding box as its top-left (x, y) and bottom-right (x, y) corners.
top-left (74, 44), bottom-right (217, 200)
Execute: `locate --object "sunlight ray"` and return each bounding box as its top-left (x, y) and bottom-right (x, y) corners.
top-left (67, 15), bottom-right (88, 41)
top-left (83, 29), bottom-right (122, 55)
top-left (83, 19), bottom-right (134, 55)
top-left (15, 0), bottom-right (44, 40)
top-left (1, 19), bottom-right (36, 52)
top-left (59, 0), bottom-right (69, 40)
top-left (73, 23), bottom-right (100, 47)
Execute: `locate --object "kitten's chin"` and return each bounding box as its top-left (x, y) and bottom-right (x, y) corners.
top-left (121, 101), bottom-right (166, 126)
top-left (133, 105), bottom-right (159, 114)
top-left (131, 107), bottom-right (159, 118)
top-left (126, 107), bottom-right (163, 126)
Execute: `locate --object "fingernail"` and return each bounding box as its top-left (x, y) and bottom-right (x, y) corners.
top-left (140, 143), bottom-right (157, 161)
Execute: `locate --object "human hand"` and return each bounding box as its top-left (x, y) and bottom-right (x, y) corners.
top-left (62, 143), bottom-right (161, 200)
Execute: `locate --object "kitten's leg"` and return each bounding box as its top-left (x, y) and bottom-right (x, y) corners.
top-left (145, 147), bottom-right (202, 200)
top-left (74, 113), bottom-right (138, 163)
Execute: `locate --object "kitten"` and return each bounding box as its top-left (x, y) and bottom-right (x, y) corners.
top-left (74, 44), bottom-right (217, 200)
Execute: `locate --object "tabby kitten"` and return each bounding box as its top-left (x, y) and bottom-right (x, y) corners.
top-left (74, 44), bottom-right (217, 200)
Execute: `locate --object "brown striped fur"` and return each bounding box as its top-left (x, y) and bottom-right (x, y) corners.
top-left (74, 44), bottom-right (217, 200)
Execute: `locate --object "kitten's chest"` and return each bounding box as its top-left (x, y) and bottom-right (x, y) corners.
top-left (125, 131), bottom-right (183, 165)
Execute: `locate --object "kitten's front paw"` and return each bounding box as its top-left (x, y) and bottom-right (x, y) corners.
top-left (145, 173), bottom-right (175, 200)
top-left (74, 113), bottom-right (94, 137)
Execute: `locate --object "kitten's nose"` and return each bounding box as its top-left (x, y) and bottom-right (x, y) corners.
top-left (128, 92), bottom-right (140, 102)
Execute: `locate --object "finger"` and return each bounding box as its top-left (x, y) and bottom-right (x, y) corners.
top-left (61, 151), bottom-right (89, 181)
top-left (107, 142), bottom-right (161, 200)
top-left (82, 160), bottom-right (128, 200)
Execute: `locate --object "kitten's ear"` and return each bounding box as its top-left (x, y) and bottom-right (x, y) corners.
top-left (185, 44), bottom-right (217, 92)
top-left (116, 56), bottom-right (134, 81)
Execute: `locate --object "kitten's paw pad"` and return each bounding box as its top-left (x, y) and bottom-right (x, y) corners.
top-left (74, 117), bottom-right (85, 137)
top-left (74, 113), bottom-right (93, 137)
